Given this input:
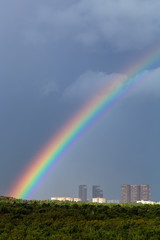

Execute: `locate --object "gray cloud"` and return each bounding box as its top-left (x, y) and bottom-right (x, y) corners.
top-left (63, 71), bottom-right (126, 100)
top-left (133, 67), bottom-right (160, 97)
top-left (24, 30), bottom-right (46, 45)
top-left (24, 0), bottom-right (160, 50)
top-left (63, 67), bottom-right (160, 102)
top-left (41, 81), bottom-right (59, 96)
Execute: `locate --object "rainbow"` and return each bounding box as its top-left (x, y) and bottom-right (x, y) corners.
top-left (8, 47), bottom-right (160, 199)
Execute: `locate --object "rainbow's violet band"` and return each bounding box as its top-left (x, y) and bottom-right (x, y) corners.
top-left (8, 47), bottom-right (160, 199)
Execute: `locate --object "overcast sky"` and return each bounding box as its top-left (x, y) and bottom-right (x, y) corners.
top-left (1, 0), bottom-right (160, 201)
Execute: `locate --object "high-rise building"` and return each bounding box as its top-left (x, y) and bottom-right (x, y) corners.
top-left (140, 185), bottom-right (151, 201)
top-left (79, 185), bottom-right (87, 202)
top-left (121, 184), bottom-right (151, 203)
top-left (130, 185), bottom-right (140, 203)
top-left (92, 185), bottom-right (103, 198)
top-left (121, 185), bottom-right (131, 203)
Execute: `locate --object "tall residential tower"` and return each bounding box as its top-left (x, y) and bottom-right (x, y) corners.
top-left (92, 185), bottom-right (103, 198)
top-left (121, 184), bottom-right (151, 203)
top-left (79, 185), bottom-right (87, 202)
top-left (121, 185), bottom-right (131, 203)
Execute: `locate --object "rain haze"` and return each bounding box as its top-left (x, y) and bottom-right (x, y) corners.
top-left (1, 0), bottom-right (160, 201)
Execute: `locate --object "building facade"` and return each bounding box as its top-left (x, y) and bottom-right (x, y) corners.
top-left (121, 185), bottom-right (131, 203)
top-left (140, 184), bottom-right (151, 201)
top-left (92, 198), bottom-right (106, 203)
top-left (92, 185), bottom-right (103, 198)
top-left (121, 184), bottom-right (151, 203)
top-left (51, 197), bottom-right (81, 202)
top-left (130, 185), bottom-right (141, 202)
top-left (79, 185), bottom-right (87, 202)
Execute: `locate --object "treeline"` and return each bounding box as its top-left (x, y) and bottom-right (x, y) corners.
top-left (0, 196), bottom-right (160, 239)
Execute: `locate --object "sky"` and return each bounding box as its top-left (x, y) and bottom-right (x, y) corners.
top-left (0, 0), bottom-right (160, 201)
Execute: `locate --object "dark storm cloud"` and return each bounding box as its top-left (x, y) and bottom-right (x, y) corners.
top-left (23, 0), bottom-right (160, 50)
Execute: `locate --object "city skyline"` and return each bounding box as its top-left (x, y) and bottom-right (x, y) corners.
top-left (121, 184), bottom-right (151, 203)
top-left (51, 184), bottom-right (153, 203)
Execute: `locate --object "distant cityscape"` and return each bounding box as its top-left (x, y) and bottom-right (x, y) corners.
top-left (50, 184), bottom-right (160, 204)
top-left (51, 185), bottom-right (107, 203)
top-left (121, 184), bottom-right (151, 203)
top-left (78, 185), bottom-right (106, 203)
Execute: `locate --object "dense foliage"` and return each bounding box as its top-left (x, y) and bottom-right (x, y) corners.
top-left (0, 196), bottom-right (160, 239)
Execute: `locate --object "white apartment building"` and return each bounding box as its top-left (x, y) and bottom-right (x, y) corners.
top-left (137, 200), bottom-right (155, 205)
top-left (73, 198), bottom-right (82, 202)
top-left (107, 200), bottom-right (120, 204)
top-left (92, 198), bottom-right (106, 203)
top-left (51, 197), bottom-right (81, 202)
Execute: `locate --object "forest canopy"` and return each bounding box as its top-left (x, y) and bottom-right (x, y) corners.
top-left (0, 196), bottom-right (160, 239)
